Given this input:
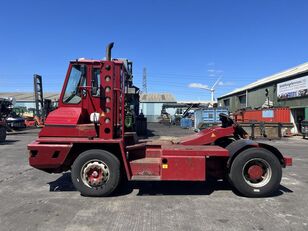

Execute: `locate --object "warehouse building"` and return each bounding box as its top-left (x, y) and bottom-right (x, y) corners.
top-left (0, 92), bottom-right (59, 109)
top-left (139, 93), bottom-right (176, 122)
top-left (217, 62), bottom-right (308, 133)
top-left (1, 92), bottom-right (177, 123)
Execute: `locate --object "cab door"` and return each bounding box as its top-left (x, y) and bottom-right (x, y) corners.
top-left (86, 65), bottom-right (103, 115)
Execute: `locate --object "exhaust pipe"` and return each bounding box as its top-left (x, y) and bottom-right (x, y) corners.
top-left (106, 42), bottom-right (114, 61)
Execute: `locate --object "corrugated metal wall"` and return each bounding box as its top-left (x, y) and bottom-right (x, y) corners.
top-left (218, 72), bottom-right (308, 117)
top-left (237, 108), bottom-right (290, 123)
top-left (140, 102), bottom-right (164, 122)
top-left (248, 85), bottom-right (275, 108)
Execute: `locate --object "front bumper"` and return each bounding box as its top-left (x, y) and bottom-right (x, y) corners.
top-left (28, 141), bottom-right (72, 171)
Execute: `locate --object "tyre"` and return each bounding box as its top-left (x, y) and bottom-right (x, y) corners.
top-left (0, 126), bottom-right (6, 143)
top-left (229, 148), bottom-right (282, 197)
top-left (71, 149), bottom-right (120, 197)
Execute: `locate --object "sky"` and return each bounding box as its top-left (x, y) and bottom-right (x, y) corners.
top-left (0, 0), bottom-right (308, 101)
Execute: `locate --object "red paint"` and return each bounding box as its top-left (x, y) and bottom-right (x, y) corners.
top-left (247, 165), bottom-right (263, 180)
top-left (24, 120), bottom-right (35, 127)
top-left (44, 107), bottom-right (82, 125)
top-left (283, 156), bottom-right (292, 166)
top-left (119, 141), bottom-right (132, 179)
top-left (161, 156), bottom-right (205, 181)
top-left (27, 50), bottom-right (292, 186)
top-left (39, 124), bottom-right (97, 137)
top-left (179, 126), bottom-right (235, 145)
top-left (235, 107), bottom-right (290, 123)
top-left (87, 168), bottom-right (104, 185)
top-left (28, 142), bottom-right (72, 169)
top-left (36, 137), bottom-right (122, 144)
top-left (162, 145), bottom-right (229, 157)
top-left (130, 158), bottom-right (160, 177)
top-left (145, 148), bottom-right (162, 158)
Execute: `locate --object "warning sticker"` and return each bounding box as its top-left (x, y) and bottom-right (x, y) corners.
top-left (162, 164), bottom-right (168, 169)
top-left (211, 133), bottom-right (216, 138)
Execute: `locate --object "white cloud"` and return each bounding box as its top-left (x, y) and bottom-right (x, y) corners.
top-left (188, 83), bottom-right (209, 89)
top-left (218, 81), bottom-right (234, 86)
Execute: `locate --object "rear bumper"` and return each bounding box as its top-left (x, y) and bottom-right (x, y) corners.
top-left (283, 156), bottom-right (292, 167)
top-left (28, 141), bottom-right (72, 170)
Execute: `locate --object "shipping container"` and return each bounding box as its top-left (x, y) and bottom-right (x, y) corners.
top-left (235, 107), bottom-right (290, 123)
top-left (180, 118), bottom-right (193, 128)
top-left (194, 108), bottom-right (228, 129)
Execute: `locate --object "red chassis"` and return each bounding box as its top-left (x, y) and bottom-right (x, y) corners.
top-left (28, 43), bottom-right (292, 197)
top-left (28, 124), bottom-right (292, 182)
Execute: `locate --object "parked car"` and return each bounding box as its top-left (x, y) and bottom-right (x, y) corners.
top-left (6, 117), bottom-right (26, 129)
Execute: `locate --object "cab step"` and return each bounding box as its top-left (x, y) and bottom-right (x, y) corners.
top-left (145, 148), bottom-right (162, 158)
top-left (130, 157), bottom-right (161, 178)
top-left (131, 175), bottom-right (161, 181)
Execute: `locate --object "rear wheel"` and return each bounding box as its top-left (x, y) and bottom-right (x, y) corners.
top-left (71, 149), bottom-right (120, 197)
top-left (0, 126), bottom-right (6, 143)
top-left (229, 148), bottom-right (282, 197)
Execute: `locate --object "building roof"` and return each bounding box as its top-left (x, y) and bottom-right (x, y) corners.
top-left (178, 100), bottom-right (212, 104)
top-left (140, 93), bottom-right (176, 103)
top-left (0, 92), bottom-right (177, 103)
top-left (0, 92), bottom-right (59, 101)
top-left (218, 62), bottom-right (308, 99)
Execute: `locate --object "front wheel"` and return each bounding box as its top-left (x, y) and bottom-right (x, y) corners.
top-left (71, 149), bottom-right (120, 197)
top-left (229, 148), bottom-right (282, 197)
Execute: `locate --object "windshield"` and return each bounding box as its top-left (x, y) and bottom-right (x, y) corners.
top-left (63, 65), bottom-right (86, 104)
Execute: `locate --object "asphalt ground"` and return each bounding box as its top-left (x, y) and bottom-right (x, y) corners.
top-left (0, 123), bottom-right (307, 231)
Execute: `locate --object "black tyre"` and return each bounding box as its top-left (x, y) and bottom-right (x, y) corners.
top-left (229, 148), bottom-right (282, 197)
top-left (0, 126), bottom-right (6, 143)
top-left (71, 149), bottom-right (120, 197)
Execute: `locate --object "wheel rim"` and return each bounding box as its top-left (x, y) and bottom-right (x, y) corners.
top-left (242, 158), bottom-right (272, 188)
top-left (81, 160), bottom-right (110, 188)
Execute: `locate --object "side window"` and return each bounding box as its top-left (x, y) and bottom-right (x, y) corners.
top-left (63, 65), bottom-right (87, 104)
top-left (91, 68), bottom-right (101, 97)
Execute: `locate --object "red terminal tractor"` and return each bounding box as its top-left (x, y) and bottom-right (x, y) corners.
top-left (28, 43), bottom-right (292, 197)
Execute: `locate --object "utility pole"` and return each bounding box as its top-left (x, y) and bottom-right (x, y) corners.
top-left (142, 67), bottom-right (147, 94)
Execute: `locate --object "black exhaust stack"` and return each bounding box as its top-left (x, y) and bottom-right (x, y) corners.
top-left (106, 42), bottom-right (114, 61)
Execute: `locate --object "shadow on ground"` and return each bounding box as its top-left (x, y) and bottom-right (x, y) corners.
top-left (0, 139), bottom-right (19, 145)
top-left (48, 172), bottom-right (293, 198)
top-left (48, 172), bottom-right (76, 192)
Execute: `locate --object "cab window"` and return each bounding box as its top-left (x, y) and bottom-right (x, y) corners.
top-left (63, 65), bottom-right (86, 104)
top-left (91, 68), bottom-right (101, 97)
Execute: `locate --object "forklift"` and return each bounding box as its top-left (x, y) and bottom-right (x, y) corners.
top-left (28, 43), bottom-right (292, 197)
top-left (25, 75), bottom-right (57, 127)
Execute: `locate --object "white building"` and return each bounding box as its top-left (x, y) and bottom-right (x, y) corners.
top-left (140, 93), bottom-right (176, 122)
